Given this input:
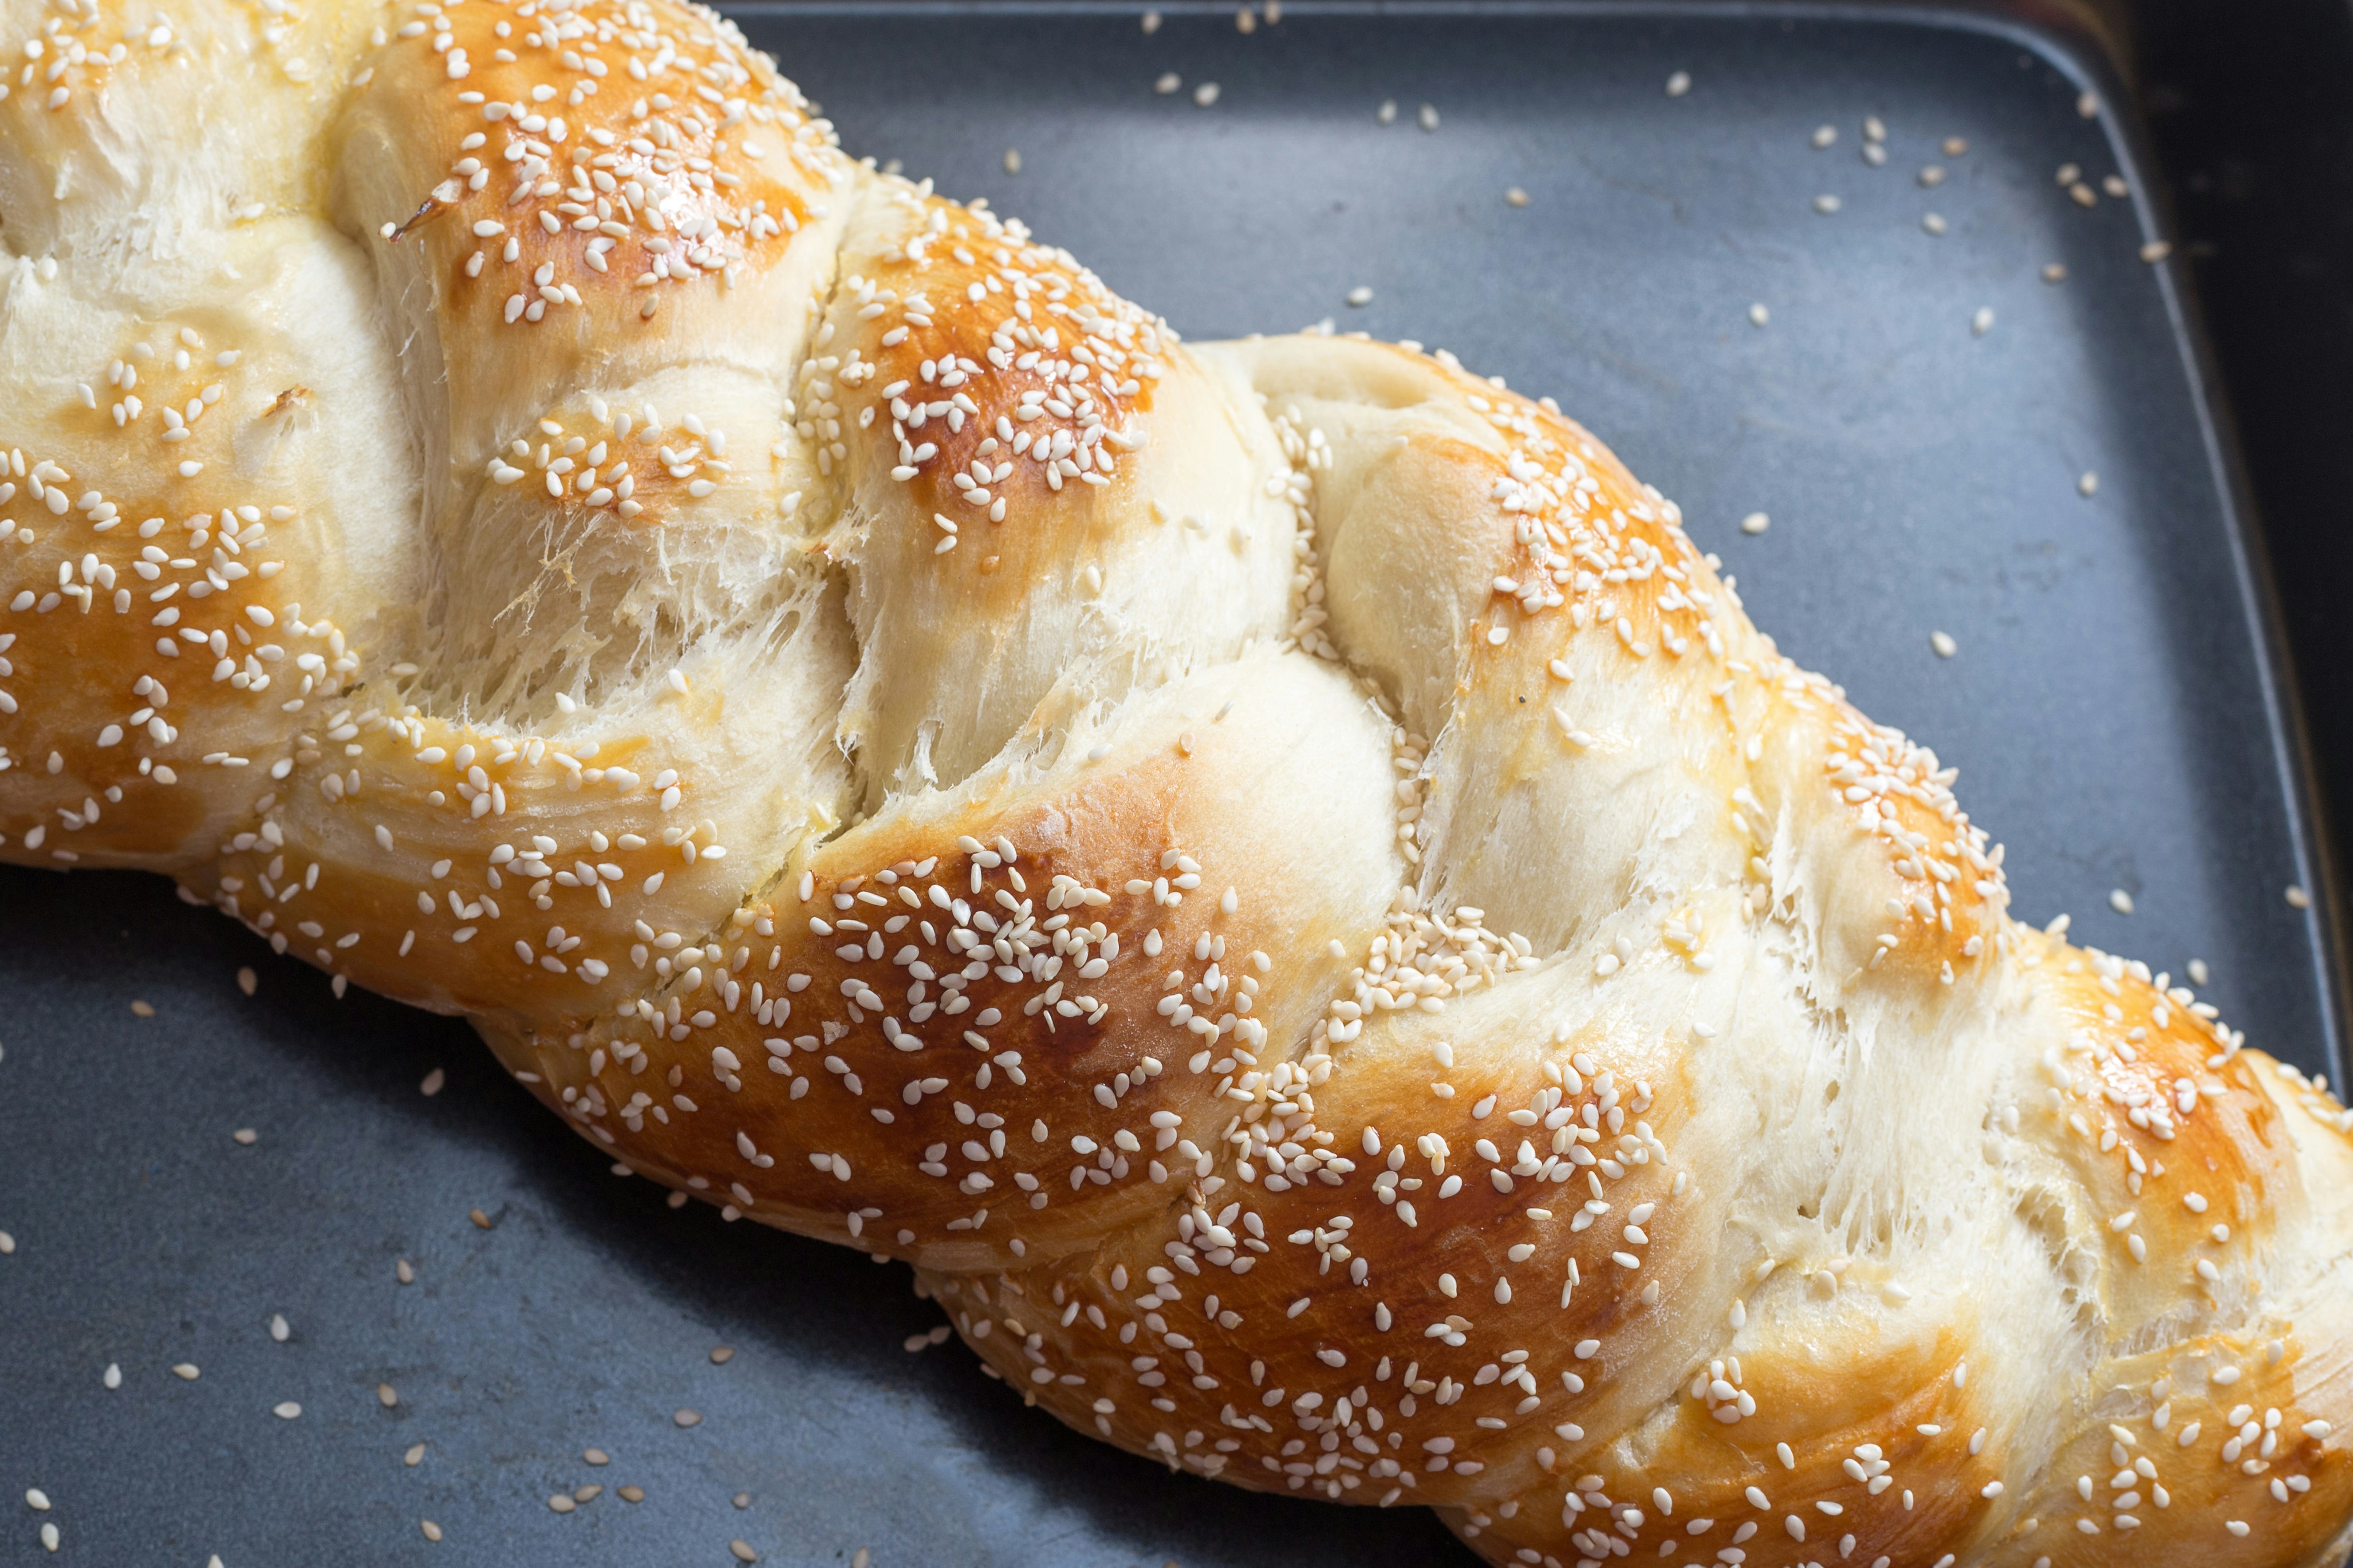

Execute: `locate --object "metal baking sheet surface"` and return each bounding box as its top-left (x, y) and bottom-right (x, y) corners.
top-left (1, 5), bottom-right (2336, 1563)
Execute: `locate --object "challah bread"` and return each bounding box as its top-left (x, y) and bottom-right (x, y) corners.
top-left (3, 2), bottom-right (2350, 1563)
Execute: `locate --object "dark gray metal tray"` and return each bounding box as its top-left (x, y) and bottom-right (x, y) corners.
top-left (2, 3), bottom-right (2338, 1563)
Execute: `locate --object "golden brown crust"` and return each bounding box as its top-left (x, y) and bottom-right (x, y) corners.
top-left (475, 650), bottom-right (1401, 1259)
top-left (348, 0), bottom-right (833, 341)
top-left (5, 4), bottom-right (2352, 1565)
top-left (827, 192), bottom-right (1165, 534)
top-left (0, 480), bottom-right (295, 866)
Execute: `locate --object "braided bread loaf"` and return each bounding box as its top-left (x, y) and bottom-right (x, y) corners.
top-left (5, 2), bottom-right (2352, 1562)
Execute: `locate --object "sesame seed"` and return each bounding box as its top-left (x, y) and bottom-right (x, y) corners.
top-left (1154, 72), bottom-right (1180, 95)
top-left (730, 1542), bottom-right (758, 1562)
top-left (1505, 187), bottom-right (1529, 207)
top-left (2079, 471), bottom-right (2100, 497)
top-left (1811, 125), bottom-right (1836, 149)
top-left (1972, 306), bottom-right (1996, 335)
top-left (1002, 149), bottom-right (1020, 175)
top-left (1193, 82), bottom-right (1220, 108)
top-left (2140, 240), bottom-right (2173, 263)
top-left (674, 1408), bottom-right (702, 1427)
top-left (1930, 630), bottom-right (1957, 658)
top-left (421, 1520), bottom-right (442, 1542)
top-left (2110, 888), bottom-right (2135, 915)
top-left (2288, 884), bottom-right (2312, 909)
top-left (1813, 193), bottom-right (1842, 215)
top-left (1345, 286), bottom-right (1374, 307)
top-left (420, 1067), bottom-right (446, 1096)
top-left (1740, 512), bottom-right (1769, 535)
top-left (1747, 303), bottom-right (1769, 327)
top-left (1665, 71), bottom-right (1690, 97)
top-left (274, 1400), bottom-right (302, 1419)
top-left (710, 1345), bottom-right (735, 1364)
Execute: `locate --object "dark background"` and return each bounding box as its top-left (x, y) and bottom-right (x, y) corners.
top-left (3, 2), bottom-right (2351, 1563)
top-left (2127, 0), bottom-right (2353, 1001)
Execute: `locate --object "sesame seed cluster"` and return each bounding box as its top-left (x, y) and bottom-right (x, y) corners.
top-left (374, 0), bottom-right (830, 325)
top-left (5, 2), bottom-right (2353, 1564)
top-left (841, 185), bottom-right (1168, 533)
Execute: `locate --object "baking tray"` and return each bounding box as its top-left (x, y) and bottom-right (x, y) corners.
top-left (1, 3), bottom-right (2339, 1563)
